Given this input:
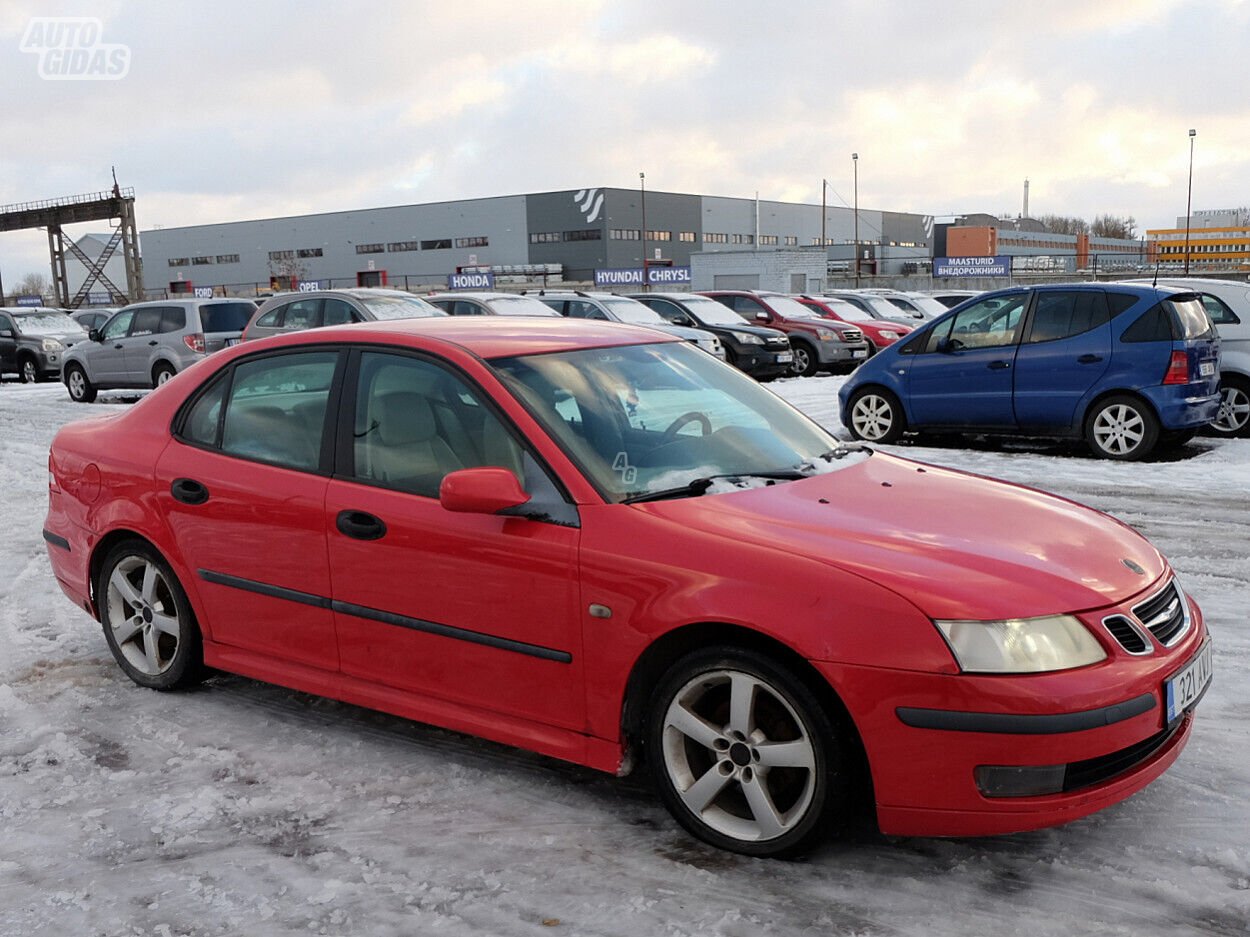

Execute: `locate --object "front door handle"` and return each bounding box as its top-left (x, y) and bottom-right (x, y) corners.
top-left (988, 360), bottom-right (1011, 370)
top-left (113, 343), bottom-right (124, 350)
top-left (1077, 354), bottom-right (1104, 364)
top-left (171, 477), bottom-right (209, 505)
top-left (336, 510), bottom-right (387, 541)
top-left (148, 339), bottom-right (159, 346)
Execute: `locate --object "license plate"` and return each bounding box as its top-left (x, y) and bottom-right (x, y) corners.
top-left (776, 353), bottom-right (793, 364)
top-left (225, 338), bottom-right (240, 347)
top-left (1165, 639), bottom-right (1212, 722)
top-left (852, 350), bottom-right (867, 359)
top-left (1199, 361), bottom-right (1214, 377)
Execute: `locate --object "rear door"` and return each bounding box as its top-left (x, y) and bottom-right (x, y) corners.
top-left (1012, 289), bottom-right (1114, 430)
top-left (904, 294), bottom-right (1025, 428)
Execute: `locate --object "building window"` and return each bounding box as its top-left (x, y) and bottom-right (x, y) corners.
top-left (388, 241), bottom-right (420, 252)
top-left (167, 258), bottom-right (189, 267)
top-left (455, 236), bottom-right (489, 248)
top-left (420, 238), bottom-right (452, 250)
top-left (759, 235), bottom-right (778, 246)
top-left (732, 234), bottom-right (754, 245)
top-left (297, 247), bottom-right (323, 258)
top-left (216, 254), bottom-right (239, 264)
top-left (356, 243), bottom-right (386, 254)
top-left (191, 256), bottom-right (214, 265)
top-left (268, 250), bottom-right (295, 261)
top-left (530, 232), bottom-right (561, 244)
top-left (678, 231), bottom-right (696, 242)
top-left (610, 229), bottom-right (640, 240)
top-left (647, 230), bottom-right (672, 242)
top-left (705, 233), bottom-right (728, 244)
top-left (784, 236), bottom-right (798, 246)
top-left (563, 229), bottom-right (602, 241)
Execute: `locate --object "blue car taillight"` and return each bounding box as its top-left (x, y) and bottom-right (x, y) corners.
top-left (1162, 350), bottom-right (1189, 385)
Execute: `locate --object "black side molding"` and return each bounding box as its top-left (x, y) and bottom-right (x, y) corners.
top-left (42, 529), bottom-right (71, 551)
top-left (896, 692), bottom-right (1156, 735)
top-left (198, 569), bottom-right (331, 610)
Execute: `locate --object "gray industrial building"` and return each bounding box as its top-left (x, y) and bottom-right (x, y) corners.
top-left (139, 187), bottom-right (935, 295)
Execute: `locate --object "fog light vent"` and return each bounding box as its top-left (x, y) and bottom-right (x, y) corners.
top-left (974, 764), bottom-right (1066, 798)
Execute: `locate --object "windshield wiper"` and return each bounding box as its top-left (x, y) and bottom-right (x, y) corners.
top-left (622, 471), bottom-right (806, 504)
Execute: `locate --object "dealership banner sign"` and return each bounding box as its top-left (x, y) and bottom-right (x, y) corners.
top-left (594, 266), bottom-right (692, 288)
top-left (448, 272), bottom-right (495, 290)
top-left (15, 295), bottom-right (43, 306)
top-left (934, 256), bottom-right (1010, 277)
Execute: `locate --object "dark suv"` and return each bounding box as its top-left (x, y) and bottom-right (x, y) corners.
top-left (0, 307), bottom-right (88, 383)
top-left (627, 292), bottom-right (792, 379)
top-left (700, 290), bottom-right (870, 376)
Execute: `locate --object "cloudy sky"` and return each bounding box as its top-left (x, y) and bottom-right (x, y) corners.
top-left (1, 0), bottom-right (1247, 283)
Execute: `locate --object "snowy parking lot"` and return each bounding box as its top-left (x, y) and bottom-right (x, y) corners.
top-left (1, 375), bottom-right (1248, 937)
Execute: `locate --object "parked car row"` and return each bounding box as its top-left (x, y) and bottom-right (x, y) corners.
top-left (0, 306), bottom-right (88, 383)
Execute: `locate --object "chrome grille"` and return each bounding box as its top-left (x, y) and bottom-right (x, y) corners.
top-left (1132, 580), bottom-right (1188, 647)
top-left (840, 328), bottom-right (863, 342)
top-left (765, 336), bottom-right (789, 347)
top-left (1103, 615), bottom-right (1149, 654)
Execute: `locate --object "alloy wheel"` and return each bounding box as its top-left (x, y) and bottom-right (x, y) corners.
top-left (1213, 384), bottom-right (1250, 436)
top-left (850, 393), bottom-right (895, 441)
top-left (104, 555), bottom-right (183, 676)
top-left (1092, 403), bottom-right (1145, 456)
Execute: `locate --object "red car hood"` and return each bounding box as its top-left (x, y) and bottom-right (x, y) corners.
top-left (633, 452), bottom-right (1165, 620)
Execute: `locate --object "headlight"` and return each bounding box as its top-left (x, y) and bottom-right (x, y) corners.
top-left (934, 614), bottom-right (1106, 673)
top-left (880, 330), bottom-right (899, 340)
top-left (815, 328), bottom-right (836, 341)
top-left (41, 338), bottom-right (65, 352)
top-left (730, 332), bottom-right (764, 345)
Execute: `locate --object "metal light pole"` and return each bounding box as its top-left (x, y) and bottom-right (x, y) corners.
top-left (852, 153), bottom-right (860, 287)
top-left (639, 171), bottom-right (648, 290)
top-left (1183, 129), bottom-right (1196, 275)
top-left (821, 178), bottom-right (827, 251)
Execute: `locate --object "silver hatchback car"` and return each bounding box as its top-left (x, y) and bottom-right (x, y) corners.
top-left (241, 288), bottom-right (444, 341)
top-left (61, 298), bottom-right (256, 402)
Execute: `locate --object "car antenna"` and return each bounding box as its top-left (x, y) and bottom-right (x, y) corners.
top-left (1152, 258), bottom-right (1161, 288)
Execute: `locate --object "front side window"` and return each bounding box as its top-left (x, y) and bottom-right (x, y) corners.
top-left (491, 342), bottom-right (849, 503)
top-left (102, 310), bottom-right (135, 340)
top-left (218, 352), bottom-right (338, 470)
top-left (279, 299), bottom-right (322, 331)
top-left (131, 308), bottom-right (164, 336)
top-left (322, 299), bottom-right (357, 326)
top-left (927, 295), bottom-right (1027, 352)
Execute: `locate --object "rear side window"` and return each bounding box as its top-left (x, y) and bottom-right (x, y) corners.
top-left (131, 307), bottom-right (164, 336)
top-left (1025, 291), bottom-right (1111, 344)
top-left (218, 352), bottom-right (339, 471)
top-left (200, 302), bottom-right (256, 333)
top-left (160, 308), bottom-right (186, 332)
top-left (322, 299), bottom-right (357, 326)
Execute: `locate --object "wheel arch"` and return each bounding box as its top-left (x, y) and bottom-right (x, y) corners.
top-left (88, 528), bottom-right (160, 617)
top-left (1078, 386), bottom-right (1161, 434)
top-left (151, 358), bottom-right (178, 381)
top-left (620, 621), bottom-right (872, 801)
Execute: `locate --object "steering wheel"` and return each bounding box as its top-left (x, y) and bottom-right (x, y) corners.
top-left (661, 411), bottom-right (712, 443)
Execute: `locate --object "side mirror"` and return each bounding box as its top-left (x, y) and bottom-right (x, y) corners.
top-left (88, 328), bottom-right (103, 342)
top-left (937, 337), bottom-right (964, 353)
top-left (440, 467), bottom-right (531, 515)
top-left (754, 311), bottom-right (769, 322)
top-left (673, 314), bottom-right (693, 327)
top-left (0, 328), bottom-right (12, 339)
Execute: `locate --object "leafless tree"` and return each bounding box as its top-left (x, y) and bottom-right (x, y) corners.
top-left (14, 272), bottom-right (50, 296)
top-left (1037, 214), bottom-right (1090, 236)
top-left (1091, 214), bottom-right (1137, 239)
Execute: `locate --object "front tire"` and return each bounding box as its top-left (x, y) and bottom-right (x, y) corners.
top-left (846, 388), bottom-right (906, 443)
top-left (19, 355), bottom-right (42, 384)
top-left (789, 341), bottom-right (819, 377)
top-left (65, 363), bottom-right (97, 403)
top-left (97, 540), bottom-right (205, 690)
top-left (647, 647), bottom-right (844, 858)
top-left (1210, 375), bottom-right (1250, 438)
top-left (1084, 395), bottom-right (1159, 460)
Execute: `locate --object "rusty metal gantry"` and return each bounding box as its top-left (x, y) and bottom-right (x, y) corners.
top-left (0, 187), bottom-right (144, 307)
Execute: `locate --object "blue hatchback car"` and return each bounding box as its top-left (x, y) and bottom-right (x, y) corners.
top-left (838, 284), bottom-right (1221, 460)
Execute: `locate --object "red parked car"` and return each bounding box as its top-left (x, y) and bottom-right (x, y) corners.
top-left (44, 317), bottom-right (1211, 857)
top-left (796, 294), bottom-right (914, 354)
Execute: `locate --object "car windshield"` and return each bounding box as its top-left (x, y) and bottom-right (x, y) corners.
top-left (849, 295), bottom-right (909, 319)
top-left (762, 295), bottom-right (822, 319)
top-left (199, 302), bottom-right (257, 333)
top-left (600, 297), bottom-right (665, 324)
top-left (358, 293), bottom-right (444, 320)
top-left (490, 341), bottom-right (861, 503)
top-left (679, 296), bottom-right (751, 326)
top-left (903, 295), bottom-right (949, 317)
top-left (486, 295), bottom-right (562, 317)
top-left (14, 311), bottom-right (85, 335)
top-left (823, 298), bottom-right (872, 321)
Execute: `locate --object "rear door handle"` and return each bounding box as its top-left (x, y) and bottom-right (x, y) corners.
top-left (336, 510), bottom-right (387, 541)
top-left (1077, 354), bottom-right (1103, 364)
top-left (988, 360), bottom-right (1011, 370)
top-left (148, 339), bottom-right (159, 346)
top-left (171, 477), bottom-right (209, 505)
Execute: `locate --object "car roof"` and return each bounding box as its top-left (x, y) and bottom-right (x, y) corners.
top-left (241, 314), bottom-right (677, 359)
top-left (425, 291), bottom-right (542, 300)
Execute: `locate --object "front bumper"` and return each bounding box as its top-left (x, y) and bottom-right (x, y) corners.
top-left (814, 591), bottom-right (1209, 837)
top-left (815, 341), bottom-right (871, 366)
top-left (733, 347), bottom-right (792, 376)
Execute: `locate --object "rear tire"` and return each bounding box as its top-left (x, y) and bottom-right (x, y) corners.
top-left (1210, 375), bottom-right (1250, 438)
top-left (65, 363), bottom-right (97, 403)
top-left (846, 388), bottom-right (906, 443)
top-left (646, 646), bottom-right (846, 858)
top-left (1084, 395), bottom-right (1159, 460)
top-left (152, 362), bottom-right (177, 388)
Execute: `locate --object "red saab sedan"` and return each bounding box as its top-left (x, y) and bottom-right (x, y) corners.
top-left (44, 317), bottom-right (1212, 857)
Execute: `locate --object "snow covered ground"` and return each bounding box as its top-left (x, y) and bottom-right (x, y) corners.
top-left (1, 375), bottom-right (1247, 937)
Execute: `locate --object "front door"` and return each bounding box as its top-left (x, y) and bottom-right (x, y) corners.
top-left (324, 349), bottom-right (584, 730)
top-left (90, 309), bottom-right (136, 383)
top-left (905, 294), bottom-right (1026, 428)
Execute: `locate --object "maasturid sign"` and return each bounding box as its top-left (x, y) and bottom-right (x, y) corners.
top-left (934, 256), bottom-right (1010, 277)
